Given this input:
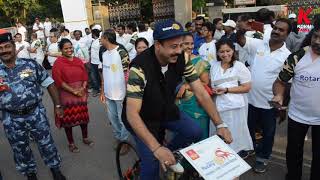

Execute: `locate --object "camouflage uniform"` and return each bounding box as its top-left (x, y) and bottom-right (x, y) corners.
top-left (0, 58), bottom-right (61, 175)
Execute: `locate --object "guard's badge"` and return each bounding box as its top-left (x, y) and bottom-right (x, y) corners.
top-left (19, 68), bottom-right (34, 78)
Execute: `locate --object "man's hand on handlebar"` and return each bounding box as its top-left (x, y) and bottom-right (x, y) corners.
top-left (153, 146), bottom-right (176, 172)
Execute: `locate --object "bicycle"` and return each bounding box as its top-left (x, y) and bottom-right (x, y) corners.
top-left (115, 141), bottom-right (203, 180)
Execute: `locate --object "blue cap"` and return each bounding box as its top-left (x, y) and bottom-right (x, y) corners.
top-left (153, 19), bottom-right (187, 40)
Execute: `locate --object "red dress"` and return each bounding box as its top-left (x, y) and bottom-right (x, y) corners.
top-left (52, 56), bottom-right (89, 128)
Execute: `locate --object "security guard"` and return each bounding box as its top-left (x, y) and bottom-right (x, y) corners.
top-left (0, 30), bottom-right (66, 180)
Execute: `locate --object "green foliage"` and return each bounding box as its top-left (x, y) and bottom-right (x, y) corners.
top-left (0, 0), bottom-right (62, 28)
top-left (193, 0), bottom-right (206, 12)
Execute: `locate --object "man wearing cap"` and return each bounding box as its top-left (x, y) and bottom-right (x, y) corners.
top-left (0, 30), bottom-right (66, 180)
top-left (123, 20), bottom-right (232, 179)
top-left (221, 19), bottom-right (237, 43)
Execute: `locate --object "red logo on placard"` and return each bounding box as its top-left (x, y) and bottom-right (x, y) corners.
top-left (186, 149), bottom-right (200, 160)
top-left (297, 7), bottom-right (313, 25)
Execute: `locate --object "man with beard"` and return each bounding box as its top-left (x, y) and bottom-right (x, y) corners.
top-left (123, 19), bottom-right (232, 180)
top-left (272, 27), bottom-right (320, 180)
top-left (0, 29), bottom-right (66, 180)
top-left (236, 18), bottom-right (292, 173)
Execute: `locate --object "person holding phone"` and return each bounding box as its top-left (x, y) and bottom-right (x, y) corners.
top-left (236, 18), bottom-right (292, 173)
top-left (272, 27), bottom-right (320, 180)
top-left (209, 39), bottom-right (253, 158)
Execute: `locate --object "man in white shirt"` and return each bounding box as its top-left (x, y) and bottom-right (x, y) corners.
top-left (33, 18), bottom-right (45, 44)
top-left (125, 23), bottom-right (139, 61)
top-left (16, 22), bottom-right (27, 42)
top-left (137, 23), bottom-right (154, 47)
top-left (43, 17), bottom-right (52, 38)
top-left (99, 29), bottom-right (130, 146)
top-left (116, 24), bottom-right (131, 47)
top-left (90, 29), bottom-right (101, 96)
top-left (199, 22), bottom-right (217, 64)
top-left (213, 18), bottom-right (225, 41)
top-left (272, 27), bottom-right (320, 180)
top-left (47, 32), bottom-right (61, 67)
top-left (237, 18), bottom-right (292, 173)
top-left (14, 33), bottom-right (31, 59)
top-left (72, 30), bottom-right (90, 64)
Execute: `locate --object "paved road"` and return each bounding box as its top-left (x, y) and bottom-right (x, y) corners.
top-left (0, 91), bottom-right (312, 180)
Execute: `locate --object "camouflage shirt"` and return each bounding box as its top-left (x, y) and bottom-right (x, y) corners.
top-left (127, 53), bottom-right (199, 99)
top-left (0, 58), bottom-right (54, 111)
top-left (278, 46), bottom-right (309, 82)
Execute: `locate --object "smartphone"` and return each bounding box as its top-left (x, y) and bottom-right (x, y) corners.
top-left (248, 21), bottom-right (264, 33)
top-left (268, 101), bottom-right (282, 109)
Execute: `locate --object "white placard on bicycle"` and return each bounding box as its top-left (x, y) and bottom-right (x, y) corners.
top-left (179, 135), bottom-right (251, 180)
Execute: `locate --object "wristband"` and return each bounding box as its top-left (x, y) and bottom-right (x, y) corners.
top-left (152, 145), bottom-right (162, 153)
top-left (217, 123), bottom-right (228, 129)
top-left (225, 88), bottom-right (229, 94)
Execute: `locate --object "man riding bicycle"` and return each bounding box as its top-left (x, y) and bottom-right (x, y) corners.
top-left (123, 20), bottom-right (232, 180)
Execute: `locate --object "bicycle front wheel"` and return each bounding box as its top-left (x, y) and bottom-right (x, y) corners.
top-left (116, 141), bottom-right (141, 180)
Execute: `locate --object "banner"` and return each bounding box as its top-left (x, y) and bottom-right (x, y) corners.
top-left (180, 135), bottom-right (251, 180)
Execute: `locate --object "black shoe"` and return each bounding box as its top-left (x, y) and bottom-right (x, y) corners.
top-left (50, 168), bottom-right (66, 180)
top-left (26, 173), bottom-right (38, 180)
top-left (0, 170), bottom-right (2, 180)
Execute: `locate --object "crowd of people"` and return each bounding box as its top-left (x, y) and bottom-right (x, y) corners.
top-left (0, 8), bottom-right (319, 180)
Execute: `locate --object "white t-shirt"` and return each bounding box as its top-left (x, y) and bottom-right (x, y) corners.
top-left (116, 33), bottom-right (131, 47)
top-left (48, 42), bottom-right (59, 66)
top-left (15, 41), bottom-right (31, 59)
top-left (244, 37), bottom-right (291, 109)
top-left (199, 40), bottom-right (217, 64)
top-left (125, 32), bottom-right (138, 61)
top-left (138, 31), bottom-right (154, 47)
top-left (17, 26), bottom-right (27, 41)
top-left (288, 50), bottom-right (320, 125)
top-left (43, 21), bottom-right (52, 37)
top-left (102, 46), bottom-right (126, 100)
top-left (72, 38), bottom-right (90, 63)
top-left (91, 38), bottom-right (101, 65)
top-left (30, 39), bottom-right (44, 64)
top-left (211, 61), bottom-right (251, 112)
top-left (214, 30), bottom-right (225, 41)
top-left (33, 23), bottom-right (45, 39)
top-left (263, 24), bottom-right (273, 42)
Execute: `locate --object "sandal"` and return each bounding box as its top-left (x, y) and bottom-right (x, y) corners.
top-left (83, 138), bottom-right (94, 147)
top-left (68, 144), bottom-right (80, 153)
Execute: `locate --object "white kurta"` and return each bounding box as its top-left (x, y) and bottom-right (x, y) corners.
top-left (209, 61), bottom-right (253, 153)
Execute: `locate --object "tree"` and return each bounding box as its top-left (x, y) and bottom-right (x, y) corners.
top-left (0, 0), bottom-right (34, 24)
top-left (193, 0), bottom-right (206, 13)
top-left (0, 0), bottom-right (62, 27)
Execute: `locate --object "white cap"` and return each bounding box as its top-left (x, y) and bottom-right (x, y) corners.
top-left (92, 24), bottom-right (102, 31)
top-left (222, 20), bottom-right (236, 29)
top-left (288, 13), bottom-right (297, 19)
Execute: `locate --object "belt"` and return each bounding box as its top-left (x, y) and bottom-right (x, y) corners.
top-left (5, 103), bottom-right (39, 115)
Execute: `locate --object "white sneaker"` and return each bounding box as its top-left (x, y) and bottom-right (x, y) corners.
top-left (169, 162), bottom-right (184, 174)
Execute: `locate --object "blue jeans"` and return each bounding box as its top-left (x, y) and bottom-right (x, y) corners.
top-left (105, 98), bottom-right (129, 141)
top-left (89, 63), bottom-right (101, 91)
top-left (247, 104), bottom-right (276, 163)
top-left (133, 111), bottom-right (203, 180)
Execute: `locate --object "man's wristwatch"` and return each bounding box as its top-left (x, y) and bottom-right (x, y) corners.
top-left (216, 123), bottom-right (228, 129)
top-left (55, 105), bottom-right (62, 108)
